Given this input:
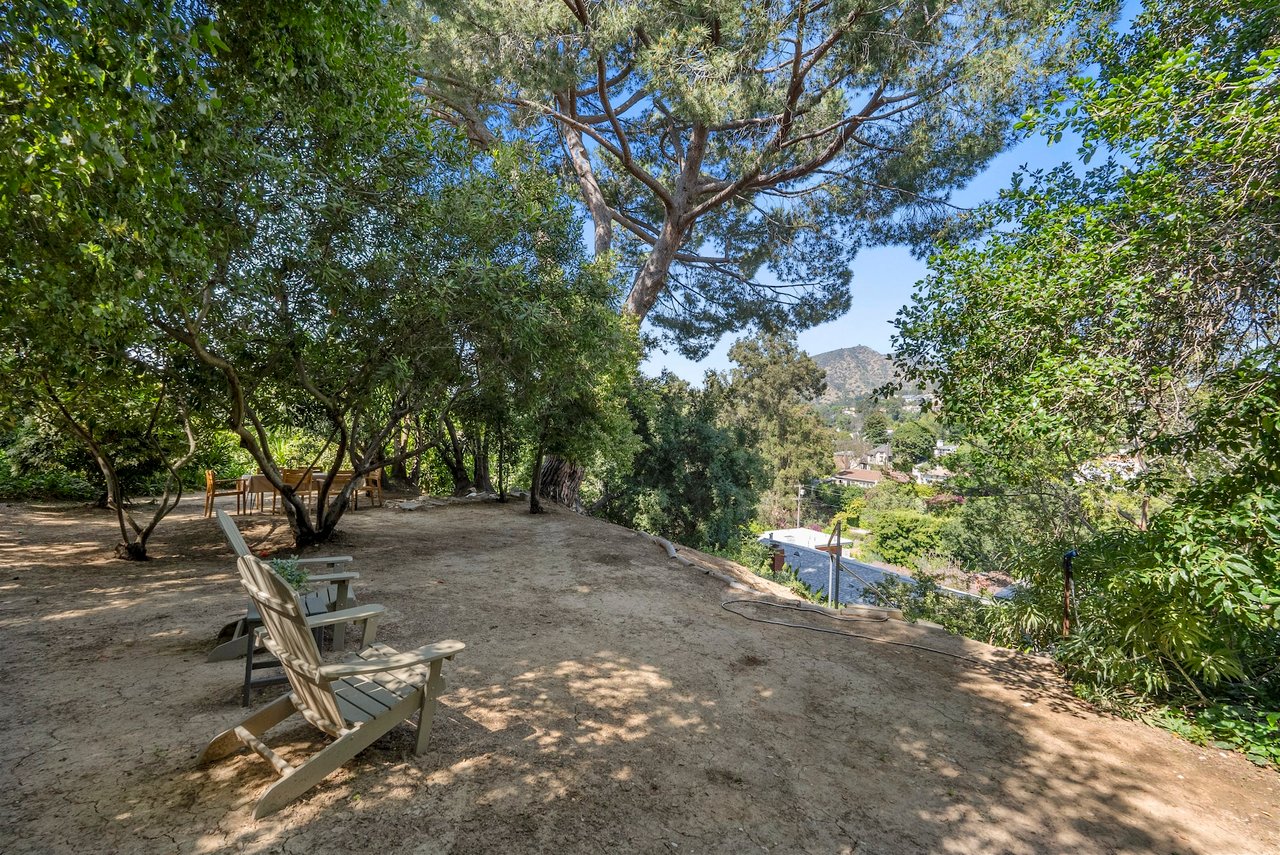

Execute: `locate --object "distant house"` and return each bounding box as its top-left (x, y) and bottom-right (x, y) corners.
top-left (913, 465), bottom-right (952, 486)
top-left (833, 451), bottom-right (859, 470)
top-left (934, 438), bottom-right (959, 457)
top-left (859, 443), bottom-right (892, 468)
top-left (832, 468), bottom-right (883, 488)
top-left (1076, 453), bottom-right (1143, 483)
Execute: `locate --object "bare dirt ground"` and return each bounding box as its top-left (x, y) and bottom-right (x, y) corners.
top-left (1, 497), bottom-right (1276, 855)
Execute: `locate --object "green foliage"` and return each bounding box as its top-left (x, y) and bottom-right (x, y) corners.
top-left (866, 576), bottom-right (1005, 643)
top-left (268, 557), bottom-right (308, 591)
top-left (189, 430), bottom-right (255, 483)
top-left (889, 0), bottom-right (1280, 752)
top-left (0, 0), bottom-right (222, 555)
top-left (860, 480), bottom-right (925, 528)
top-left (0, 449), bottom-right (96, 501)
top-left (1193, 703), bottom-right (1280, 768)
top-left (726, 537), bottom-right (771, 573)
top-left (889, 420), bottom-right (936, 468)
top-left (602, 373), bottom-right (763, 551)
top-left (412, 0), bottom-right (1113, 355)
top-left (721, 332), bottom-right (834, 527)
top-left (862, 411), bottom-right (891, 446)
top-left (2, 0), bottom-right (636, 547)
top-left (867, 510), bottom-right (945, 568)
top-left (756, 562), bottom-right (822, 603)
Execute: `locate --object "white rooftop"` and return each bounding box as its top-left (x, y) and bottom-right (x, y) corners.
top-left (759, 528), bottom-right (855, 550)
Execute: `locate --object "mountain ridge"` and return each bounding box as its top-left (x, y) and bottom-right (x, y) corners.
top-left (810, 345), bottom-right (901, 406)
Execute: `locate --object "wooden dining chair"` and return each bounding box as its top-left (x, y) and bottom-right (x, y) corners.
top-left (280, 468), bottom-right (318, 507)
top-left (205, 470), bottom-right (245, 518)
top-left (321, 470), bottom-right (363, 510)
top-left (355, 470), bottom-right (383, 507)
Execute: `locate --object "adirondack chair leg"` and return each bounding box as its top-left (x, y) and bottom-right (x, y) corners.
top-left (360, 615), bottom-right (379, 648)
top-left (198, 693), bottom-right (298, 764)
top-left (415, 661), bottom-right (446, 755)
top-left (253, 691), bottom-right (422, 819)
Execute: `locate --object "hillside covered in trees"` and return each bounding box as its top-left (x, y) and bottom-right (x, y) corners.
top-left (810, 346), bottom-right (901, 407)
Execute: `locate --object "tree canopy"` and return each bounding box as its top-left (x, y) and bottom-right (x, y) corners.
top-left (892, 0), bottom-right (1280, 704)
top-left (410, 0), bottom-right (1113, 356)
top-left (721, 332), bottom-right (833, 526)
top-left (1, 0), bottom-right (637, 549)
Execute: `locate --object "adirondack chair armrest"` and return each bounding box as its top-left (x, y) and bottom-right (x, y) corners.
top-left (293, 556), bottom-right (354, 569)
top-left (303, 570), bottom-right (359, 582)
top-left (305, 603), bottom-right (385, 628)
top-left (318, 640), bottom-right (465, 679)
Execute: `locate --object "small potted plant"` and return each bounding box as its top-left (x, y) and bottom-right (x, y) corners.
top-left (269, 556), bottom-right (309, 591)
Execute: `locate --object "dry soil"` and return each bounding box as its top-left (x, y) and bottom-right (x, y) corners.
top-left (0, 497), bottom-right (1276, 854)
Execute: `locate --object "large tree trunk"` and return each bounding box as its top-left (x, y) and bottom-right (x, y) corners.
top-left (529, 438), bottom-right (546, 515)
top-left (390, 417), bottom-right (410, 482)
top-left (537, 455), bottom-right (584, 511)
top-left (622, 217), bottom-right (684, 319)
top-left (496, 419), bottom-right (507, 502)
top-left (436, 415), bottom-right (474, 496)
top-left (472, 428), bottom-right (494, 493)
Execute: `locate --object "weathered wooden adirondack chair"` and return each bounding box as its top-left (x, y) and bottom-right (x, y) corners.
top-left (209, 510), bottom-right (362, 662)
top-left (210, 510), bottom-right (385, 705)
top-left (200, 554), bottom-right (465, 819)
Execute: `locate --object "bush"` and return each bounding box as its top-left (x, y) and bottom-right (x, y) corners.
top-left (867, 509), bottom-right (945, 567)
top-left (866, 575), bottom-right (1008, 642)
top-left (0, 448), bottom-right (97, 501)
top-left (186, 429), bottom-right (255, 487)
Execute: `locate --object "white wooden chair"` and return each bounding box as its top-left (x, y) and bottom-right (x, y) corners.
top-left (199, 554), bottom-right (464, 818)
top-left (209, 511), bottom-right (383, 705)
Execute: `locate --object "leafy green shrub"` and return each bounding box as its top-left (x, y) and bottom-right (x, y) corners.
top-left (866, 575), bottom-right (1008, 642)
top-left (187, 429), bottom-right (255, 486)
top-left (0, 449), bottom-right (96, 500)
top-left (757, 562), bottom-right (822, 602)
top-left (859, 480), bottom-right (925, 528)
top-left (719, 536), bottom-right (770, 571)
top-left (867, 509), bottom-right (946, 567)
top-left (1193, 703), bottom-right (1280, 767)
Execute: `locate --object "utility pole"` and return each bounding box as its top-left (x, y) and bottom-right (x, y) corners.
top-left (796, 483), bottom-right (804, 527)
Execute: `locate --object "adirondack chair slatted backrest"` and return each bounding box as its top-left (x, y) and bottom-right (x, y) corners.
top-left (216, 510), bottom-right (252, 558)
top-left (236, 555), bottom-right (347, 736)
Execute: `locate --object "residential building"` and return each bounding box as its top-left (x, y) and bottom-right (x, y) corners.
top-left (913, 465), bottom-right (952, 486)
top-left (859, 443), bottom-right (892, 468)
top-left (831, 468), bottom-right (883, 488)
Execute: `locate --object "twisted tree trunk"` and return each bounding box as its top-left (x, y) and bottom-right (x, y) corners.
top-left (536, 455), bottom-right (584, 511)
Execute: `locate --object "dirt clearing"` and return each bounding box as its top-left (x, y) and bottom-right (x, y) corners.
top-left (0, 499), bottom-right (1275, 854)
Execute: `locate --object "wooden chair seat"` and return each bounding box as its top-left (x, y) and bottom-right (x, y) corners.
top-left (332, 643), bottom-right (440, 725)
